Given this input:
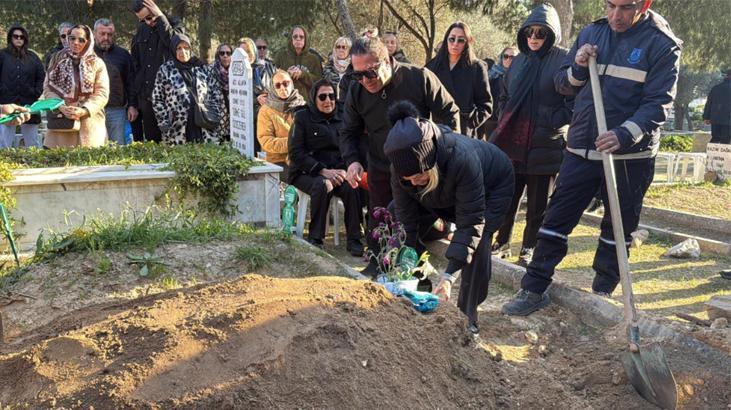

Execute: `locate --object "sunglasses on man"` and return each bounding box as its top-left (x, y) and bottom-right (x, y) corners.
top-left (317, 93), bottom-right (336, 102)
top-left (351, 63), bottom-right (381, 81)
top-left (257, 45), bottom-right (267, 50)
top-left (523, 27), bottom-right (548, 40)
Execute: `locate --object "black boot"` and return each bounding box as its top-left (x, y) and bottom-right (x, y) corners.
top-left (347, 239), bottom-right (364, 257)
top-left (360, 259), bottom-right (379, 278)
top-left (501, 289), bottom-right (550, 316)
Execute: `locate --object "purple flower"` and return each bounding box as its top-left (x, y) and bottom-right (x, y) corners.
top-left (373, 207), bottom-right (385, 220)
top-left (383, 256), bottom-right (390, 265)
top-left (371, 230), bottom-right (381, 240)
top-left (388, 236), bottom-right (400, 249)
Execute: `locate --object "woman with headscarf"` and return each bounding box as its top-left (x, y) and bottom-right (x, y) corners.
top-left (322, 36), bottom-right (351, 86)
top-left (43, 24), bottom-right (109, 148)
top-left (489, 3), bottom-right (572, 266)
top-left (208, 43), bottom-right (232, 141)
top-left (152, 34), bottom-right (222, 145)
top-left (385, 101), bottom-right (513, 334)
top-left (425, 22), bottom-right (491, 140)
top-left (288, 78), bottom-right (364, 254)
top-left (256, 70), bottom-right (306, 180)
top-left (0, 25), bottom-right (45, 148)
top-left (273, 26), bottom-right (323, 98)
top-left (483, 46), bottom-right (517, 136)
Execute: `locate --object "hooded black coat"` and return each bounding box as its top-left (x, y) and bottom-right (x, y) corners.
top-left (391, 128), bottom-right (514, 322)
top-left (492, 4), bottom-right (572, 175)
top-left (288, 87), bottom-right (346, 184)
top-left (425, 56), bottom-right (492, 139)
top-left (0, 26), bottom-right (45, 112)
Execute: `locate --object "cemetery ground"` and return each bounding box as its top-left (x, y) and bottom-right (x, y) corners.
top-left (643, 182), bottom-right (731, 221)
top-left (0, 209), bottom-right (729, 407)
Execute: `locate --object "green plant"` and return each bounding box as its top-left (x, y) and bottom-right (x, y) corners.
top-left (158, 274), bottom-right (181, 290)
top-left (659, 134), bottom-right (694, 152)
top-left (234, 245), bottom-right (272, 271)
top-left (127, 252), bottom-right (168, 277)
top-left (92, 251), bottom-right (112, 274)
top-left (366, 207), bottom-right (429, 282)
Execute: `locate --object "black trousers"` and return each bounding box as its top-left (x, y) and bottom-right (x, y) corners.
top-left (495, 173), bottom-right (555, 250)
top-left (292, 174), bottom-right (363, 242)
top-left (521, 154), bottom-right (655, 295)
top-left (366, 167), bottom-right (393, 250)
top-left (138, 97), bottom-right (162, 143)
top-left (711, 124), bottom-right (731, 144)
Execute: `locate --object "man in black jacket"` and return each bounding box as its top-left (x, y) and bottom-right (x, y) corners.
top-left (340, 36), bottom-right (460, 275)
top-left (703, 69), bottom-right (731, 144)
top-left (94, 19), bottom-right (135, 145)
top-left (130, 0), bottom-right (182, 142)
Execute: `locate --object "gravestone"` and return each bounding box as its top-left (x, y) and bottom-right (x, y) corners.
top-left (229, 48), bottom-right (255, 158)
top-left (706, 143), bottom-right (731, 178)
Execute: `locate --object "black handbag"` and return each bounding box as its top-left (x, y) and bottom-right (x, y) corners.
top-left (46, 109), bottom-right (80, 132)
top-left (187, 77), bottom-right (220, 131)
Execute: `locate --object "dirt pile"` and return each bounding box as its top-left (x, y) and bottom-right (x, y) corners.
top-left (1, 275), bottom-right (728, 409)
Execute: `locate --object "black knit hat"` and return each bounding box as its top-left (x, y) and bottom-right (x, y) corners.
top-left (384, 101), bottom-right (439, 178)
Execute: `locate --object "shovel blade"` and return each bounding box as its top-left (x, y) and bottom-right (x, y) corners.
top-left (621, 343), bottom-right (677, 409)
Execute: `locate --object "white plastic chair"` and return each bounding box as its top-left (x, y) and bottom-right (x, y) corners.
top-left (654, 152), bottom-right (675, 183)
top-left (673, 152), bottom-right (706, 182)
top-left (295, 189), bottom-right (341, 246)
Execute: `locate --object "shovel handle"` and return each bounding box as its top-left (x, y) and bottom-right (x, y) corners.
top-left (588, 56), bottom-right (639, 329)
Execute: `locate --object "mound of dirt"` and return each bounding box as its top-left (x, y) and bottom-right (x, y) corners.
top-left (1, 275), bottom-right (729, 408)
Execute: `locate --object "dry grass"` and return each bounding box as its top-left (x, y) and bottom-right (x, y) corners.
top-left (644, 182), bottom-right (731, 219)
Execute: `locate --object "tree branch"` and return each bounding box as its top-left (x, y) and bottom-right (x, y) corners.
top-left (382, 0), bottom-right (428, 52)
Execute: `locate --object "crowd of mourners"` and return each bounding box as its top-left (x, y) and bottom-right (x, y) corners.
top-left (1, 0), bottom-right (703, 333)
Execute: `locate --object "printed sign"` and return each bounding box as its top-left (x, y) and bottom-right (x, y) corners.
top-left (229, 48), bottom-right (254, 158)
top-left (706, 143), bottom-right (731, 176)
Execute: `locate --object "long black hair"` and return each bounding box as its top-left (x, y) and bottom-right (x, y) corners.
top-left (432, 21), bottom-right (477, 69)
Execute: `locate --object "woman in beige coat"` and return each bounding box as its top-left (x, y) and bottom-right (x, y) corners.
top-left (43, 24), bottom-right (109, 148)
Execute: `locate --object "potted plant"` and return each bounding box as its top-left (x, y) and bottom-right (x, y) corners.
top-left (366, 207), bottom-right (432, 296)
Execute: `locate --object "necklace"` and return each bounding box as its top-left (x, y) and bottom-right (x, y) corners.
top-left (381, 89), bottom-right (387, 100)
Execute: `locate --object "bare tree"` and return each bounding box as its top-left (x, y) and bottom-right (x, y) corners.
top-left (383, 0), bottom-right (445, 62)
top-left (335, 0), bottom-right (357, 39)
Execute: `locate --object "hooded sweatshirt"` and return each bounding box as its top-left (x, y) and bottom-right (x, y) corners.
top-left (490, 3), bottom-right (572, 175)
top-left (273, 26), bottom-right (323, 97)
top-left (0, 25), bottom-right (45, 108)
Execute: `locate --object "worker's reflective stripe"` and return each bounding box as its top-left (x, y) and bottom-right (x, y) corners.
top-left (567, 66), bottom-right (587, 87)
top-left (622, 120), bottom-right (644, 139)
top-left (566, 147), bottom-right (656, 161)
top-left (599, 236), bottom-right (616, 246)
top-left (598, 64), bottom-right (647, 83)
top-left (538, 227), bottom-right (568, 242)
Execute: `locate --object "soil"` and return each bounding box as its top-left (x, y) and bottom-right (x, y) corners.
top-left (0, 242), bottom-right (729, 408)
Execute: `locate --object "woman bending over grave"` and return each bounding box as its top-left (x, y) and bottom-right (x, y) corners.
top-left (152, 34), bottom-right (222, 145)
top-left (385, 101), bottom-right (513, 334)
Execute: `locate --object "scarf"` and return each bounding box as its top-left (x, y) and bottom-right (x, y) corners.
top-left (489, 52), bottom-right (543, 164)
top-left (266, 80), bottom-right (306, 113)
top-left (47, 25), bottom-right (97, 100)
top-left (488, 60), bottom-right (506, 80)
top-left (213, 44), bottom-right (230, 92)
top-left (171, 34), bottom-right (204, 88)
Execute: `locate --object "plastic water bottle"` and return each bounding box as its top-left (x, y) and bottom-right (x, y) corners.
top-left (282, 185), bottom-right (297, 233)
top-left (124, 121), bottom-right (133, 145)
top-left (398, 246), bottom-right (419, 272)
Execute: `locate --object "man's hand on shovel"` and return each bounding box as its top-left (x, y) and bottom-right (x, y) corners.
top-left (595, 131), bottom-right (621, 153)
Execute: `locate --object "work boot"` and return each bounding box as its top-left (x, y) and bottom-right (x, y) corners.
top-left (346, 239), bottom-right (364, 257)
top-left (307, 237), bottom-right (324, 249)
top-left (720, 269), bottom-right (731, 280)
top-left (592, 290), bottom-right (612, 298)
top-left (502, 289), bottom-right (550, 316)
top-left (360, 259), bottom-right (379, 278)
top-left (491, 242), bottom-right (511, 259)
top-left (517, 247), bottom-right (533, 267)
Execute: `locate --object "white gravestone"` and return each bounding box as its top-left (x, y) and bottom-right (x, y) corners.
top-left (229, 48), bottom-right (255, 158)
top-left (706, 143), bottom-right (731, 177)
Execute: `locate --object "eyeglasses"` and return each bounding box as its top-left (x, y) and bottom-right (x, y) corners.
top-left (292, 34), bottom-right (305, 40)
top-left (12, 34), bottom-right (25, 40)
top-left (219, 51), bottom-right (232, 56)
top-left (274, 80), bottom-right (291, 89)
top-left (139, 15), bottom-right (156, 23)
top-left (447, 37), bottom-right (466, 44)
top-left (60, 33), bottom-right (67, 39)
top-left (523, 27), bottom-right (548, 40)
top-left (335, 45), bottom-right (349, 50)
top-left (257, 45), bottom-right (267, 50)
top-left (503, 54), bottom-right (514, 60)
top-left (351, 63), bottom-right (381, 81)
top-left (68, 36), bottom-right (87, 44)
top-left (317, 93), bottom-right (336, 101)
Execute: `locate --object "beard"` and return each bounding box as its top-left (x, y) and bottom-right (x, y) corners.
top-left (97, 41), bottom-right (113, 51)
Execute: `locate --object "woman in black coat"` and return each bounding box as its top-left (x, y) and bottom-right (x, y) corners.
top-left (425, 22), bottom-right (491, 140)
top-left (385, 101), bottom-right (513, 333)
top-left (0, 25), bottom-right (45, 148)
top-left (489, 3), bottom-right (572, 265)
top-left (288, 78), bottom-right (364, 255)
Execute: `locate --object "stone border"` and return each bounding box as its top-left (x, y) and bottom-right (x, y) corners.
top-left (642, 206), bottom-right (731, 239)
top-left (581, 213), bottom-right (731, 256)
top-left (293, 237), bottom-right (368, 281)
top-left (426, 239), bottom-right (730, 365)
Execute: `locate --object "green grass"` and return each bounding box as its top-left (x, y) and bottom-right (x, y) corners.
top-left (506, 220), bottom-right (731, 320)
top-left (234, 245), bottom-right (273, 271)
top-left (644, 182), bottom-right (731, 219)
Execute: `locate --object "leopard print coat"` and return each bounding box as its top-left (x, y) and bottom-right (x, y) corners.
top-left (151, 60), bottom-right (223, 144)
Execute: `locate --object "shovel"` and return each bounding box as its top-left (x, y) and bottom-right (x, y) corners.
top-left (588, 55), bottom-right (677, 410)
top-left (0, 98), bottom-right (64, 125)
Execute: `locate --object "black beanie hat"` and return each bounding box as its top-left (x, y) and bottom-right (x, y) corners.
top-left (384, 101), bottom-right (440, 177)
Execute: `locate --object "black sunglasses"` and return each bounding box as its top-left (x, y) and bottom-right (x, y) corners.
top-left (12, 34), bottom-right (25, 40)
top-left (139, 15), bottom-right (156, 23)
top-left (219, 50), bottom-right (232, 56)
top-left (257, 45), bottom-right (267, 50)
top-left (317, 93), bottom-right (336, 101)
top-left (60, 33), bottom-right (67, 39)
top-left (523, 27), bottom-right (548, 40)
top-left (447, 36), bottom-right (466, 44)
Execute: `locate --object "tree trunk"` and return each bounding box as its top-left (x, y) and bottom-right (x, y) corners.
top-left (172, 0), bottom-right (187, 21)
top-left (685, 109), bottom-right (694, 131)
top-left (551, 0), bottom-right (574, 47)
top-left (198, 0), bottom-right (213, 62)
top-left (335, 0), bottom-right (357, 40)
top-left (674, 104), bottom-right (687, 130)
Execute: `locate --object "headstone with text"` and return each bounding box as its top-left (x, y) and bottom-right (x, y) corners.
top-left (706, 143), bottom-right (731, 177)
top-left (228, 48), bottom-right (254, 158)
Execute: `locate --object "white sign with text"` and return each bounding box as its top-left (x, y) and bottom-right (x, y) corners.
top-left (229, 48), bottom-right (254, 158)
top-left (706, 143), bottom-right (731, 176)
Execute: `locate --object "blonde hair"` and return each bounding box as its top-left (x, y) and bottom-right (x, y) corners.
top-left (238, 37), bottom-right (256, 63)
top-left (419, 166), bottom-right (440, 199)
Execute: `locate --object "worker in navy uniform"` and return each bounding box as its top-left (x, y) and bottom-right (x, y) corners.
top-left (502, 0), bottom-right (682, 316)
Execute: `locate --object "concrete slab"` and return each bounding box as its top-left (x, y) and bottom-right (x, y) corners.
top-left (641, 206), bottom-right (731, 241)
top-left (705, 295), bottom-right (731, 320)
